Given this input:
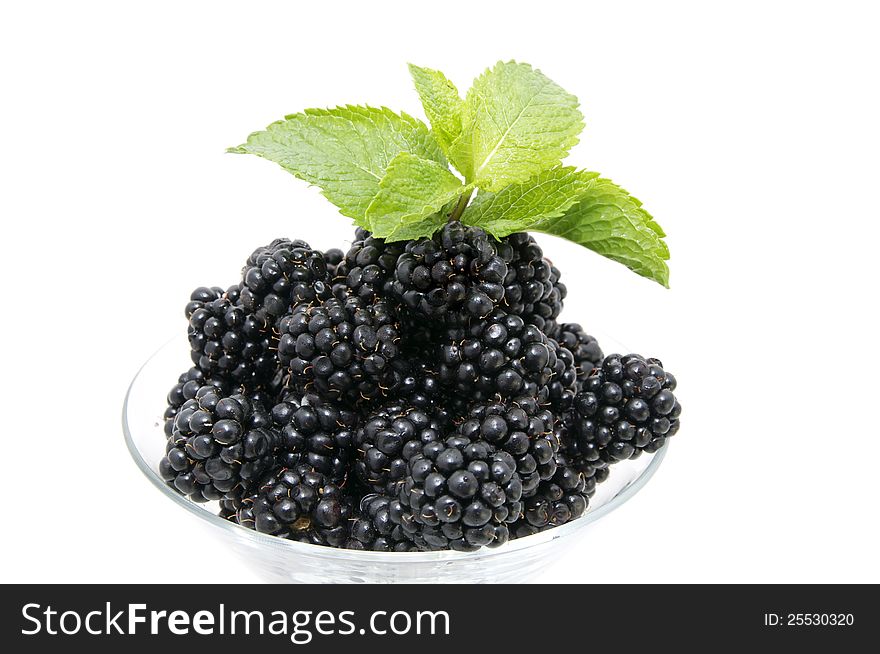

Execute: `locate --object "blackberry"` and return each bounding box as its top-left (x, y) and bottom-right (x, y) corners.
top-left (500, 232), bottom-right (566, 328)
top-left (186, 286), bottom-right (277, 387)
top-left (567, 354), bottom-right (681, 465)
top-left (269, 392), bottom-right (358, 481)
top-left (159, 385), bottom-right (275, 503)
top-left (239, 238), bottom-right (330, 319)
top-left (347, 494), bottom-right (417, 551)
top-left (354, 403), bottom-right (452, 494)
top-left (276, 294), bottom-right (402, 405)
top-left (184, 285), bottom-right (226, 318)
top-left (554, 323), bottom-right (604, 379)
top-left (390, 221), bottom-right (509, 321)
top-left (236, 464), bottom-right (352, 547)
top-left (437, 310), bottom-right (573, 401)
top-left (390, 437), bottom-right (523, 551)
top-left (333, 228), bottom-right (404, 302)
top-left (457, 394), bottom-right (562, 498)
top-left (511, 453), bottom-right (593, 538)
top-left (163, 367), bottom-right (229, 437)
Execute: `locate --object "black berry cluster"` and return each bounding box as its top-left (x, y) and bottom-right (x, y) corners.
top-left (456, 394), bottom-right (562, 499)
top-left (240, 238), bottom-right (330, 319)
top-left (159, 227), bottom-right (681, 551)
top-left (186, 285), bottom-right (277, 387)
top-left (511, 453), bottom-right (594, 537)
top-left (236, 464), bottom-right (352, 547)
top-left (565, 354), bottom-right (681, 468)
top-left (436, 310), bottom-right (573, 402)
top-left (354, 402), bottom-right (453, 494)
top-left (347, 494), bottom-right (416, 552)
top-left (269, 392), bottom-right (358, 480)
top-left (163, 366), bottom-right (229, 437)
top-left (332, 228), bottom-right (404, 302)
top-left (390, 221), bottom-right (509, 321)
top-left (276, 294), bottom-right (403, 404)
top-left (392, 436), bottom-right (521, 551)
top-left (159, 385), bottom-right (275, 503)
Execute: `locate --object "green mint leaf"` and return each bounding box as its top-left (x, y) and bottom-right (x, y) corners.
top-left (408, 64), bottom-right (465, 159)
top-left (536, 176), bottom-right (670, 287)
top-left (228, 105), bottom-right (445, 226)
top-left (450, 61), bottom-right (583, 191)
top-left (461, 167), bottom-right (599, 236)
top-left (365, 153), bottom-right (466, 241)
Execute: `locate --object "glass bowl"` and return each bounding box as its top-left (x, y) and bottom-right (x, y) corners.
top-left (123, 335), bottom-right (666, 583)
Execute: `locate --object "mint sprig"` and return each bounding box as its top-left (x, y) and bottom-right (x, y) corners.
top-left (229, 62), bottom-right (671, 286)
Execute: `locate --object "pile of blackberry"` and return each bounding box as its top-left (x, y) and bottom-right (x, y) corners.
top-left (160, 222), bottom-right (682, 551)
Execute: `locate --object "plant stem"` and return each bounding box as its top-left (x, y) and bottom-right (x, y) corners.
top-left (448, 189), bottom-right (473, 222)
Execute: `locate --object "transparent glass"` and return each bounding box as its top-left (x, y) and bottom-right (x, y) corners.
top-left (123, 335), bottom-right (666, 583)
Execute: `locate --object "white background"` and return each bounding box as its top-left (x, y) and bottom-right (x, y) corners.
top-left (1, 0), bottom-right (877, 584)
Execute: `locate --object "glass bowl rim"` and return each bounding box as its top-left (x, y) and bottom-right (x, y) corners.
top-left (123, 336), bottom-right (667, 564)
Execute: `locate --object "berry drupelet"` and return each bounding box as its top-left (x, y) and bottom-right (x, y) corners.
top-left (390, 221), bottom-right (509, 322)
top-left (353, 402), bottom-right (452, 494)
top-left (239, 238), bottom-right (330, 320)
top-left (186, 285), bottom-right (277, 387)
top-left (159, 385), bottom-right (276, 503)
top-left (276, 294), bottom-right (402, 405)
top-left (567, 353), bottom-right (681, 465)
top-left (236, 464), bottom-right (352, 547)
top-left (390, 437), bottom-right (523, 551)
